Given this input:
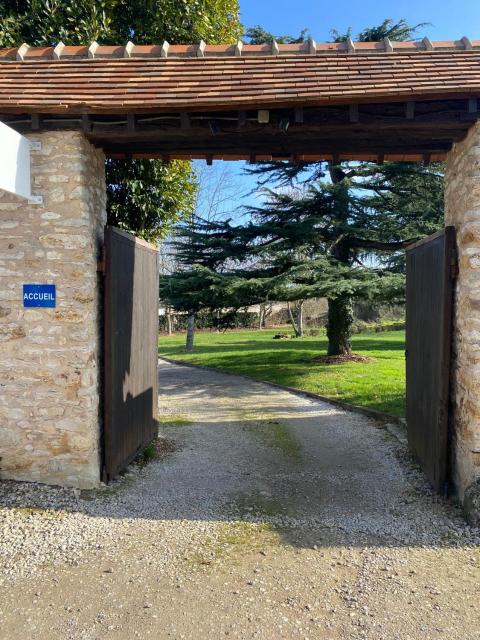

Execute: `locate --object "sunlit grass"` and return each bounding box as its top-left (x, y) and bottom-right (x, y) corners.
top-left (158, 329), bottom-right (406, 417)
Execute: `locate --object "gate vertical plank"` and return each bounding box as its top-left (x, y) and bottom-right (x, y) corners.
top-left (103, 226), bottom-right (159, 482)
top-left (406, 226), bottom-right (456, 493)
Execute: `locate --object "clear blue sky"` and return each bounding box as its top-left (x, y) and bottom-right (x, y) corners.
top-left (239, 0), bottom-right (480, 42)
top-left (202, 1), bottom-right (480, 219)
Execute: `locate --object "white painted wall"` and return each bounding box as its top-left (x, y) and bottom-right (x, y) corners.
top-left (0, 121), bottom-right (31, 199)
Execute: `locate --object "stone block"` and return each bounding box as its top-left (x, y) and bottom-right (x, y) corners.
top-left (446, 121), bottom-right (480, 501)
top-left (0, 131), bottom-right (106, 489)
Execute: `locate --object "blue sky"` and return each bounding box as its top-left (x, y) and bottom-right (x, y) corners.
top-left (200, 1), bottom-right (480, 219)
top-left (239, 0), bottom-right (480, 42)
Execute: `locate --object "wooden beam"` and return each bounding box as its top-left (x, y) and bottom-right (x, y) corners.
top-left (237, 110), bottom-right (247, 128)
top-left (349, 104), bottom-right (359, 123)
top-left (208, 120), bottom-right (220, 135)
top-left (406, 101), bottom-right (416, 120)
top-left (127, 113), bottom-right (136, 132)
top-left (206, 154), bottom-right (213, 166)
top-left (180, 113), bottom-right (191, 129)
top-left (294, 107), bottom-right (304, 124)
top-left (82, 114), bottom-right (92, 133)
top-left (107, 151), bottom-right (449, 163)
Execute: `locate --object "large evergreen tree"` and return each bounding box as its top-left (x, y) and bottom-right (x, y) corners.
top-left (161, 18), bottom-right (444, 356)
top-left (244, 19), bottom-right (443, 356)
top-left (0, 0), bottom-right (241, 241)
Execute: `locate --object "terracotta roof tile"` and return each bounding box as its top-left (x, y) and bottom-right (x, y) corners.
top-left (0, 40), bottom-right (479, 114)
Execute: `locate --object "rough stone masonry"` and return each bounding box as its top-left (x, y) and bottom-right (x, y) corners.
top-left (446, 120), bottom-right (480, 519)
top-left (0, 131), bottom-right (105, 488)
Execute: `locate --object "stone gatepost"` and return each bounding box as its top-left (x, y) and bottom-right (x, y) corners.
top-left (445, 121), bottom-right (480, 520)
top-left (0, 131), bottom-right (105, 488)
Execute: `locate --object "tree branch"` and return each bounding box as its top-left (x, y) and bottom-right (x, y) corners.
top-left (349, 237), bottom-right (413, 251)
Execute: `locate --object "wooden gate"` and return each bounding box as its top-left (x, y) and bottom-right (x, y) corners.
top-left (406, 226), bottom-right (456, 493)
top-left (103, 226), bottom-right (159, 482)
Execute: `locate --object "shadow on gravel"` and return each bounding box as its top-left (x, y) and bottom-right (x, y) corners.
top-left (1, 411), bottom-right (478, 553)
top-left (1, 363), bottom-right (478, 553)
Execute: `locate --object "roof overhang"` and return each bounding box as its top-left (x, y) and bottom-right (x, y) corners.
top-left (1, 39), bottom-right (479, 162)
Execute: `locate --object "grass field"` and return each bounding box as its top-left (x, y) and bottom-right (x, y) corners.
top-left (158, 329), bottom-right (406, 417)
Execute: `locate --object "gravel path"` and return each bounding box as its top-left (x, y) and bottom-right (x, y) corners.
top-left (0, 359), bottom-right (479, 639)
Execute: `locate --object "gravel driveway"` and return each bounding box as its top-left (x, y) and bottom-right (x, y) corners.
top-left (0, 359), bottom-right (479, 639)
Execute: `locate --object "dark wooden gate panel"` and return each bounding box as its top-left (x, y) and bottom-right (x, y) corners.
top-left (406, 226), bottom-right (456, 493)
top-left (103, 226), bottom-right (159, 482)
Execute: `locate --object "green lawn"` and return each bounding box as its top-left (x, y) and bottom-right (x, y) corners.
top-left (159, 329), bottom-right (406, 418)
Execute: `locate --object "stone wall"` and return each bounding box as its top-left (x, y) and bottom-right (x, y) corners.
top-left (445, 121), bottom-right (480, 507)
top-left (0, 131), bottom-right (106, 488)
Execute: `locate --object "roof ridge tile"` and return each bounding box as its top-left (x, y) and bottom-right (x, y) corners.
top-left (0, 39), bottom-right (479, 61)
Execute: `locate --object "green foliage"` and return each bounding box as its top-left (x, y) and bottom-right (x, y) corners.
top-left (0, 0), bottom-right (242, 47)
top-left (245, 25), bottom-right (308, 44)
top-left (136, 442), bottom-right (157, 466)
top-left (330, 18), bottom-right (429, 43)
top-left (351, 319), bottom-right (405, 334)
top-left (159, 309), bottom-right (257, 332)
top-left (0, 0), bottom-right (241, 240)
top-left (106, 159), bottom-right (197, 242)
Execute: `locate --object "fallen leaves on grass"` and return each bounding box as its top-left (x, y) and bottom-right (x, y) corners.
top-left (311, 353), bottom-right (374, 365)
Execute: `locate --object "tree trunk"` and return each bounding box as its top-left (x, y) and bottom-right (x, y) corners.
top-left (166, 307), bottom-right (172, 336)
top-left (287, 302), bottom-right (301, 337)
top-left (287, 301), bottom-right (305, 337)
top-left (296, 301), bottom-right (304, 338)
top-left (258, 303), bottom-right (265, 330)
top-left (186, 313), bottom-right (195, 352)
top-left (326, 294), bottom-right (354, 355)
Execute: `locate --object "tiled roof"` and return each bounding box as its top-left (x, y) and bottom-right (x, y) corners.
top-left (0, 39), bottom-right (479, 114)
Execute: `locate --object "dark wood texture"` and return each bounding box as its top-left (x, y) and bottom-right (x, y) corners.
top-left (103, 226), bottom-right (159, 482)
top-left (2, 99), bottom-right (478, 161)
top-left (406, 227), bottom-right (456, 493)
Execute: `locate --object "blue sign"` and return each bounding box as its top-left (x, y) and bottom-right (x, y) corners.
top-left (23, 284), bottom-right (56, 308)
